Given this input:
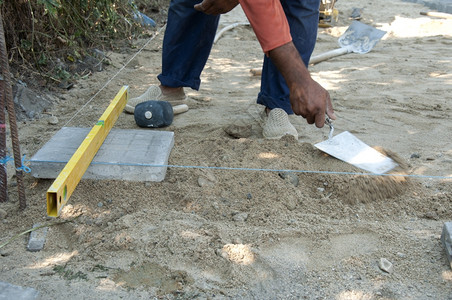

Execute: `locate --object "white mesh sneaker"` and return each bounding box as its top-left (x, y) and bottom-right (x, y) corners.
top-left (124, 85), bottom-right (187, 114)
top-left (262, 108), bottom-right (298, 140)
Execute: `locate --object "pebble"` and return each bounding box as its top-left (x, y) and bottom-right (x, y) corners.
top-left (284, 198), bottom-right (297, 211)
top-left (48, 116), bottom-right (59, 125)
top-left (287, 219), bottom-right (297, 225)
top-left (27, 223), bottom-right (48, 252)
top-left (97, 202), bottom-right (104, 208)
top-left (232, 212), bottom-right (248, 222)
top-left (278, 172), bottom-right (299, 187)
top-left (378, 258), bottom-right (394, 273)
top-left (0, 208), bottom-right (7, 219)
top-left (27, 110), bottom-right (36, 119)
top-left (232, 237), bottom-right (242, 244)
top-left (410, 153), bottom-right (420, 159)
top-left (424, 211), bottom-right (439, 220)
top-left (198, 176), bottom-right (214, 187)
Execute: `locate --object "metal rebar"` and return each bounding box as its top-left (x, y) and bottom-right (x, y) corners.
top-left (0, 12), bottom-right (26, 209)
top-left (0, 68), bottom-right (7, 203)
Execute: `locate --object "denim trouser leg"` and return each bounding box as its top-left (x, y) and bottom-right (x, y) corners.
top-left (257, 0), bottom-right (320, 114)
top-left (157, 0), bottom-right (220, 90)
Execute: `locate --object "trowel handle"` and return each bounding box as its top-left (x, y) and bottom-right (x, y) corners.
top-left (309, 47), bottom-right (350, 65)
top-left (172, 104), bottom-right (189, 115)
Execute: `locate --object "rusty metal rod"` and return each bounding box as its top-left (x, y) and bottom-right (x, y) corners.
top-left (0, 69), bottom-right (7, 203)
top-left (0, 12), bottom-right (26, 209)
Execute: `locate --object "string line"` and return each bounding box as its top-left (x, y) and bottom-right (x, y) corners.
top-left (31, 24), bottom-right (450, 182)
top-left (25, 159), bottom-right (452, 180)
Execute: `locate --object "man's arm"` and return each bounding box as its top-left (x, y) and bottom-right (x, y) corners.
top-left (194, 0), bottom-right (239, 15)
top-left (268, 42), bottom-right (336, 127)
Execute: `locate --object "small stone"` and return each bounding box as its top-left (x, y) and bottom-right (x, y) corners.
top-left (0, 208), bottom-right (7, 219)
top-left (278, 172), bottom-right (299, 187)
top-left (287, 219), bottom-right (297, 225)
top-left (198, 176), bottom-right (214, 187)
top-left (223, 124), bottom-right (252, 138)
top-left (232, 212), bottom-right (248, 222)
top-left (246, 193), bottom-right (252, 199)
top-left (283, 198), bottom-right (297, 211)
top-left (27, 224), bottom-right (48, 252)
top-left (97, 202), bottom-right (104, 208)
top-left (215, 248), bottom-right (223, 257)
top-left (441, 222), bottom-right (452, 269)
top-left (232, 237), bottom-right (242, 244)
top-left (220, 249), bottom-right (229, 259)
top-left (378, 258), bottom-right (393, 273)
top-left (396, 252), bottom-right (406, 258)
top-left (48, 116), bottom-right (59, 125)
top-left (410, 153), bottom-right (420, 159)
top-left (27, 110), bottom-right (36, 119)
top-left (424, 211), bottom-right (439, 220)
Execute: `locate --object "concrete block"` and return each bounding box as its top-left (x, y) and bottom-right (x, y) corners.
top-left (441, 222), bottom-right (452, 269)
top-left (29, 127), bottom-right (174, 182)
top-left (0, 281), bottom-right (39, 300)
top-left (26, 224), bottom-right (48, 252)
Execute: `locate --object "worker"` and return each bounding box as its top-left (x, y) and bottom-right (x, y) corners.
top-left (125, 0), bottom-right (336, 139)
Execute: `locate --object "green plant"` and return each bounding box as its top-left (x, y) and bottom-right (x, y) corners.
top-left (53, 265), bottom-right (88, 281)
top-left (1, 0), bottom-right (157, 86)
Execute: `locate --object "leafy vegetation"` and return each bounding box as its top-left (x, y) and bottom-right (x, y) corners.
top-left (1, 0), bottom-right (167, 88)
top-left (53, 265), bottom-right (88, 281)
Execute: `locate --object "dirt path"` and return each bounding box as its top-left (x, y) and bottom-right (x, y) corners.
top-left (1, 0), bottom-right (452, 299)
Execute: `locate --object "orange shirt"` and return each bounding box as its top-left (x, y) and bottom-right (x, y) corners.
top-left (239, 0), bottom-right (292, 53)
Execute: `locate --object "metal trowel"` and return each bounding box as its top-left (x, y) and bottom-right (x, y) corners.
top-left (314, 118), bottom-right (398, 174)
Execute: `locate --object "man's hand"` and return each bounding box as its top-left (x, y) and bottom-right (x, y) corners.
top-left (268, 42), bottom-right (336, 128)
top-left (289, 75), bottom-right (335, 127)
top-left (194, 0), bottom-right (239, 15)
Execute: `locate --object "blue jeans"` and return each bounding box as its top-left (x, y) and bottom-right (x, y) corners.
top-left (157, 0), bottom-right (320, 114)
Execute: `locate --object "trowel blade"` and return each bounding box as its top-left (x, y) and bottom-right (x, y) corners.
top-left (314, 131), bottom-right (398, 174)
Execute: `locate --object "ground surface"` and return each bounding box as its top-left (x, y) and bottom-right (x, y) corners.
top-left (1, 0), bottom-right (452, 299)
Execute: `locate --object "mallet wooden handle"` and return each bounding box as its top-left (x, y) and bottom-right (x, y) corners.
top-left (173, 104), bottom-right (189, 115)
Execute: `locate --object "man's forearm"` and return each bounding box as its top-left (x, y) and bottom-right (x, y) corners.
top-left (268, 42), bottom-right (311, 90)
top-left (268, 41), bottom-right (335, 127)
